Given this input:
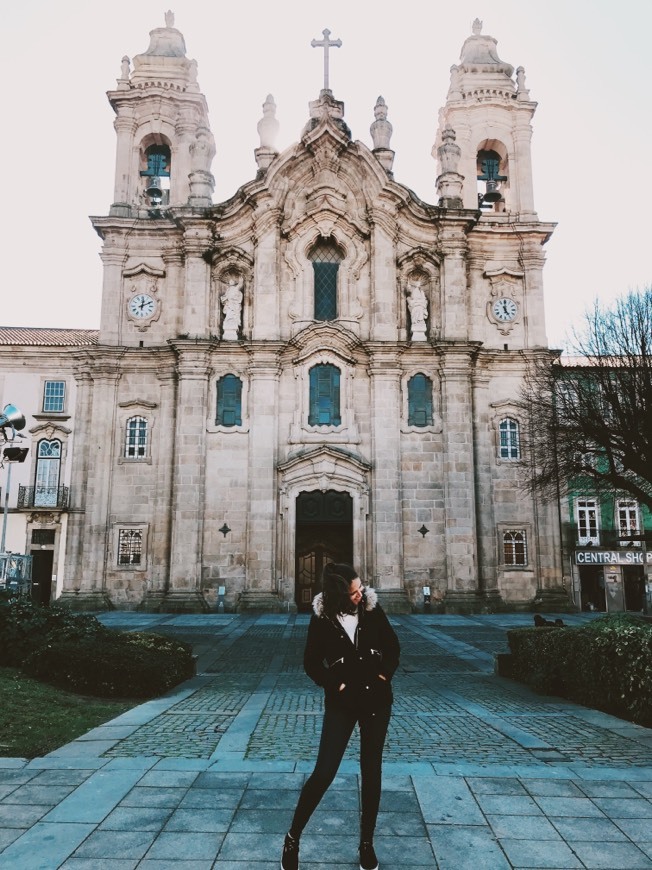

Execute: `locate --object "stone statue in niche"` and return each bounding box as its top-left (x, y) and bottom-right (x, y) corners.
top-left (406, 278), bottom-right (428, 341)
top-left (220, 277), bottom-right (244, 340)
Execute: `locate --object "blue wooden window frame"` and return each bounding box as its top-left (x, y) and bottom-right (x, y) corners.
top-left (407, 374), bottom-right (433, 427)
top-left (43, 380), bottom-right (65, 413)
top-left (309, 364), bottom-right (341, 426)
top-left (217, 374), bottom-right (242, 427)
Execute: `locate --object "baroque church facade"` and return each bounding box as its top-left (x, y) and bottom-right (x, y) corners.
top-left (5, 14), bottom-right (568, 613)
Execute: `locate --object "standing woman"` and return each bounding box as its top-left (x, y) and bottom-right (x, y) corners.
top-left (281, 563), bottom-right (400, 870)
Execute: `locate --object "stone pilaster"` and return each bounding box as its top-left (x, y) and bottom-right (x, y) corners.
top-left (138, 359), bottom-right (177, 612)
top-left (181, 222), bottom-right (214, 339)
top-left (59, 366), bottom-right (96, 607)
top-left (513, 123), bottom-right (536, 217)
top-left (368, 348), bottom-right (410, 611)
top-left (369, 212), bottom-right (397, 341)
top-left (62, 356), bottom-right (123, 610)
top-left (471, 362), bottom-right (503, 609)
top-left (439, 223), bottom-right (470, 340)
top-left (162, 247), bottom-right (185, 338)
top-left (242, 345), bottom-right (282, 609)
top-left (440, 344), bottom-right (481, 611)
top-left (164, 341), bottom-right (212, 612)
top-left (520, 245), bottom-right (548, 348)
top-left (251, 208), bottom-right (281, 340)
top-left (110, 111), bottom-right (137, 216)
top-left (98, 249), bottom-right (127, 346)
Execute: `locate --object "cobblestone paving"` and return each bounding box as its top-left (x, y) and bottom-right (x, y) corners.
top-left (99, 614), bottom-right (652, 768)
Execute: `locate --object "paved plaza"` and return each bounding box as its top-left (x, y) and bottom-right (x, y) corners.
top-left (0, 612), bottom-right (651, 868)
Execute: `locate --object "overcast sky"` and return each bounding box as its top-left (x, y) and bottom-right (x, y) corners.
top-left (4, 0), bottom-right (651, 347)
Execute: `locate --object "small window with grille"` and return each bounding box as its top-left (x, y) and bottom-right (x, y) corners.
top-left (118, 529), bottom-right (143, 565)
top-left (503, 530), bottom-right (527, 566)
top-left (310, 238), bottom-right (343, 321)
top-left (32, 529), bottom-right (56, 546)
top-left (43, 381), bottom-right (65, 413)
top-left (125, 416), bottom-right (148, 459)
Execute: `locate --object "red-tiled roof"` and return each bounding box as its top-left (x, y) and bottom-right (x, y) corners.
top-left (0, 327), bottom-right (99, 346)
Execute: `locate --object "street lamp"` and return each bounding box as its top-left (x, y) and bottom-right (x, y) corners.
top-left (0, 404), bottom-right (28, 555)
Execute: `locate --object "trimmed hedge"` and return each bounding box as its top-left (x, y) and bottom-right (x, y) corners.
top-left (507, 614), bottom-right (652, 727)
top-left (0, 592), bottom-right (195, 698)
top-left (0, 592), bottom-right (103, 667)
top-left (23, 631), bottom-right (195, 698)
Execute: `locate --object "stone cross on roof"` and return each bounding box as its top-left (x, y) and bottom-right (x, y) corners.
top-left (311, 28), bottom-right (342, 92)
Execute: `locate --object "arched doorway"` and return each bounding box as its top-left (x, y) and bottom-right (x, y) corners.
top-left (295, 490), bottom-right (353, 612)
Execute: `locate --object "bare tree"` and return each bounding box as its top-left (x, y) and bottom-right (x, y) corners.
top-left (520, 289), bottom-right (652, 511)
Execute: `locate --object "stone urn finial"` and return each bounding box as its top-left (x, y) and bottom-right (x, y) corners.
top-left (370, 96), bottom-right (393, 150)
top-left (438, 126), bottom-right (461, 175)
top-left (257, 94), bottom-right (280, 149)
top-left (255, 94), bottom-right (280, 172)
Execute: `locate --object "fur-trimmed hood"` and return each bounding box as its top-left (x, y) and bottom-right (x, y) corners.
top-left (312, 586), bottom-right (378, 617)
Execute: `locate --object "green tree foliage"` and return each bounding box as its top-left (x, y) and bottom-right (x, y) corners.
top-left (520, 289), bottom-right (652, 510)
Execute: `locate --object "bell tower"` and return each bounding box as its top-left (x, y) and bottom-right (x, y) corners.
top-left (435, 18), bottom-right (537, 218)
top-left (107, 10), bottom-right (215, 217)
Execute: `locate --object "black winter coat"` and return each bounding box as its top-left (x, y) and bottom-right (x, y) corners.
top-left (303, 588), bottom-right (400, 714)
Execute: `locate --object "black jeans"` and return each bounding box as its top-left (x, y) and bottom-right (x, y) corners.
top-left (290, 701), bottom-right (391, 842)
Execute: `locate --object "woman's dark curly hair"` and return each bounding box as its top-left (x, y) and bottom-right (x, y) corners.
top-left (321, 562), bottom-right (359, 619)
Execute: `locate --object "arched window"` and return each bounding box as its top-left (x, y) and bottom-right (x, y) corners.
top-left (35, 440), bottom-right (61, 507)
top-left (310, 238), bottom-right (343, 321)
top-left (309, 364), bottom-right (341, 426)
top-left (499, 417), bottom-right (520, 459)
top-left (140, 144), bottom-right (171, 179)
top-left (125, 416), bottom-right (148, 459)
top-left (216, 375), bottom-right (243, 427)
top-left (503, 530), bottom-right (527, 566)
top-left (140, 143), bottom-right (171, 206)
top-left (407, 374), bottom-right (433, 427)
top-left (477, 147), bottom-right (507, 209)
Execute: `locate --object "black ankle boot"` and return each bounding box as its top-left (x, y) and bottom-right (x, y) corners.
top-left (281, 832), bottom-right (299, 870)
top-left (359, 840), bottom-right (378, 870)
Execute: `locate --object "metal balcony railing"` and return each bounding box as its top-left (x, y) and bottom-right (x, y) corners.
top-left (17, 485), bottom-right (70, 510)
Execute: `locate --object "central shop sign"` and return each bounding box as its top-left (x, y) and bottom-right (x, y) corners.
top-left (575, 550), bottom-right (652, 565)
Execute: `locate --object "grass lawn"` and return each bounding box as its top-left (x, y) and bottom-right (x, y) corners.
top-left (0, 667), bottom-right (136, 759)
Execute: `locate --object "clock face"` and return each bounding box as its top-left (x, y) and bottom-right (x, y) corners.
top-left (129, 293), bottom-right (156, 319)
top-left (492, 297), bottom-right (518, 322)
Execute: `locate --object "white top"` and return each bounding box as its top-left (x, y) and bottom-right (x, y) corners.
top-left (337, 612), bottom-right (358, 644)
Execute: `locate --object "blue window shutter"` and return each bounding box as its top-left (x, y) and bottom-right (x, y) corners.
top-left (408, 374), bottom-right (433, 427)
top-left (217, 375), bottom-right (242, 427)
top-left (309, 364), bottom-right (341, 426)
